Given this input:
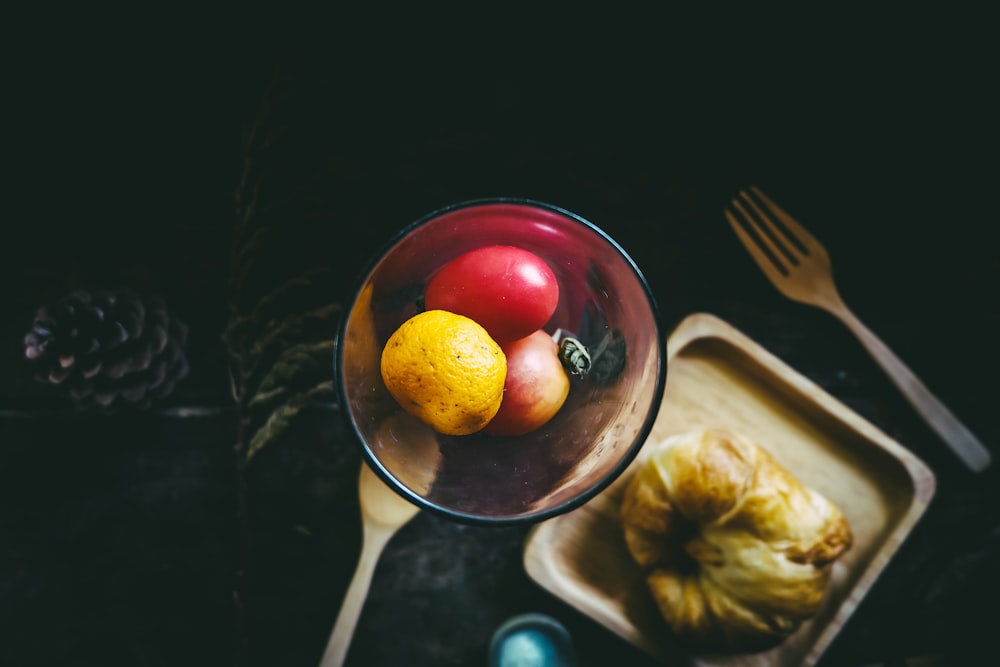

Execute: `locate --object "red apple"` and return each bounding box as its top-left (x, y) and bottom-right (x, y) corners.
top-left (484, 329), bottom-right (570, 436)
top-left (424, 245), bottom-right (559, 342)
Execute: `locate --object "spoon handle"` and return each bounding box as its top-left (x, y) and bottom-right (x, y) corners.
top-left (318, 526), bottom-right (394, 667)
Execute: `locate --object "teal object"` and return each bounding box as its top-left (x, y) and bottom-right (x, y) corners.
top-left (489, 613), bottom-right (578, 667)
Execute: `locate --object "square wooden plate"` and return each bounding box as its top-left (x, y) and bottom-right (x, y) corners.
top-left (523, 312), bottom-right (936, 666)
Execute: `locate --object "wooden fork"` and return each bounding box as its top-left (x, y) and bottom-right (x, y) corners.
top-left (725, 186), bottom-right (991, 472)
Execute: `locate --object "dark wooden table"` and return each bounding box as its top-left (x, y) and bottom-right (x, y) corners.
top-left (3, 18), bottom-right (997, 667)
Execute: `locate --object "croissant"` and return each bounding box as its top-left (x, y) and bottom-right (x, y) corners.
top-left (620, 429), bottom-right (853, 652)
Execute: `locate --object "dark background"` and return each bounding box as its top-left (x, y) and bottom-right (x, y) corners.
top-left (2, 10), bottom-right (998, 667)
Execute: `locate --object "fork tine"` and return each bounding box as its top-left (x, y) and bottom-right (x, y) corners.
top-left (730, 196), bottom-right (797, 271)
top-left (724, 205), bottom-right (789, 278)
top-left (747, 186), bottom-right (816, 254)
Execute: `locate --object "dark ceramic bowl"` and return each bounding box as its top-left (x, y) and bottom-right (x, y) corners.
top-left (335, 199), bottom-right (666, 525)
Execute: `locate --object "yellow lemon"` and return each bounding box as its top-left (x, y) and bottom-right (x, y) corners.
top-left (380, 310), bottom-right (507, 435)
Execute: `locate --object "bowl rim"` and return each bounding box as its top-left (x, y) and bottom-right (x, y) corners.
top-left (334, 196), bottom-right (667, 526)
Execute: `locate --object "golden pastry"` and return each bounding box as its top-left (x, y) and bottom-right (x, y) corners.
top-left (620, 429), bottom-right (853, 652)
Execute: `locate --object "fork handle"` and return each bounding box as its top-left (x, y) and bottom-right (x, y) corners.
top-left (833, 305), bottom-right (992, 472)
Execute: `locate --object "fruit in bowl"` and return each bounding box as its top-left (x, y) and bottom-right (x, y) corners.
top-left (379, 309), bottom-right (507, 436)
top-left (381, 245), bottom-right (572, 438)
top-left (484, 329), bottom-right (570, 437)
top-left (424, 244), bottom-right (560, 343)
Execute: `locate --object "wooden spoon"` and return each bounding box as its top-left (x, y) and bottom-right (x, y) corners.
top-left (318, 462), bottom-right (420, 667)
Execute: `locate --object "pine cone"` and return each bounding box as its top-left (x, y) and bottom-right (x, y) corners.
top-left (23, 288), bottom-right (190, 410)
